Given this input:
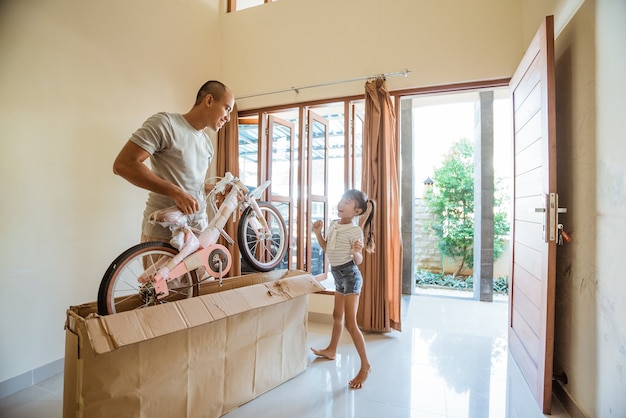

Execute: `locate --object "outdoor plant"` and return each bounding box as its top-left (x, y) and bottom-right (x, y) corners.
top-left (415, 269), bottom-right (509, 294)
top-left (424, 138), bottom-right (510, 276)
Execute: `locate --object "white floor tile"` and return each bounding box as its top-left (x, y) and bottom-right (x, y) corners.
top-left (0, 293), bottom-right (571, 418)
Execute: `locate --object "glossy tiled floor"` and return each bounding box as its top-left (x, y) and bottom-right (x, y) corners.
top-left (0, 293), bottom-right (571, 418)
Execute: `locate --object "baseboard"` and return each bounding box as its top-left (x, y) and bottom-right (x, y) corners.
top-left (0, 358), bottom-right (64, 399)
top-left (553, 380), bottom-right (590, 418)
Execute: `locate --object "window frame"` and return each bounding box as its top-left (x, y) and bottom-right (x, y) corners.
top-left (235, 78), bottom-right (510, 280)
top-left (227, 0), bottom-right (273, 13)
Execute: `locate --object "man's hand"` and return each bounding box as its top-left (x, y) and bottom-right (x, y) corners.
top-left (172, 190), bottom-right (200, 215)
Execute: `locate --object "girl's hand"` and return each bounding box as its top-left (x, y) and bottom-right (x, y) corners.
top-left (312, 220), bottom-right (323, 232)
top-left (351, 239), bottom-right (364, 265)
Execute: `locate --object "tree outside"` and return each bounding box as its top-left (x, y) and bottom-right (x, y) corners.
top-left (424, 138), bottom-right (509, 277)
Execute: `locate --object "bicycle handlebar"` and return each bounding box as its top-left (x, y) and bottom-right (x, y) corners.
top-left (212, 172), bottom-right (235, 195)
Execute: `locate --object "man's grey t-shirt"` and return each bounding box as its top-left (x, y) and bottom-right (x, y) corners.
top-left (130, 112), bottom-right (214, 240)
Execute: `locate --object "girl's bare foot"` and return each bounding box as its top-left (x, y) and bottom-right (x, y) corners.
top-left (348, 366), bottom-right (371, 389)
top-left (310, 347), bottom-right (336, 360)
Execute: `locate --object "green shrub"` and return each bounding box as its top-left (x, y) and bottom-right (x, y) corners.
top-left (493, 276), bottom-right (509, 293)
top-left (415, 269), bottom-right (508, 294)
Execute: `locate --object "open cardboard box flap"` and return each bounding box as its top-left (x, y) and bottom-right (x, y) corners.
top-left (67, 270), bottom-right (324, 355)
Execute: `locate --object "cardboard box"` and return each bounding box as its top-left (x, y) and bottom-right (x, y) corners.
top-left (63, 270), bottom-right (324, 418)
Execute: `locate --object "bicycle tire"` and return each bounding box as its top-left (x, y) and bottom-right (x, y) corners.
top-left (237, 202), bottom-right (288, 272)
top-left (97, 241), bottom-right (200, 315)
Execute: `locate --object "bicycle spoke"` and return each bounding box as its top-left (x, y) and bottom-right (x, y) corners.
top-left (98, 242), bottom-right (199, 315)
top-left (238, 203), bottom-right (287, 272)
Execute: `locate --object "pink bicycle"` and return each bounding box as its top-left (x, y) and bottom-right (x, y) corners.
top-left (97, 173), bottom-right (288, 315)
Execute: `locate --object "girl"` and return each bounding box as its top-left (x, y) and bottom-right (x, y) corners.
top-left (311, 189), bottom-right (376, 389)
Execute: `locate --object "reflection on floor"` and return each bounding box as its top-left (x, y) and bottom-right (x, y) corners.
top-left (0, 294), bottom-right (570, 418)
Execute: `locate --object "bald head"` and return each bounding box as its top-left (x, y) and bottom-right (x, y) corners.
top-left (195, 80), bottom-right (230, 106)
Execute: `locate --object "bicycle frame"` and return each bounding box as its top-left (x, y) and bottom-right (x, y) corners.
top-left (142, 173), bottom-right (272, 299)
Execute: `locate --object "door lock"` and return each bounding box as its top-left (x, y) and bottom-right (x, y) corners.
top-left (534, 193), bottom-right (568, 243)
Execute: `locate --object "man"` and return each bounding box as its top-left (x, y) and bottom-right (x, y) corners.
top-left (113, 80), bottom-right (235, 243)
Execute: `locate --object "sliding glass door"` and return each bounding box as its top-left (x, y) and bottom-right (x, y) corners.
top-left (307, 111), bottom-right (329, 276)
top-left (267, 115), bottom-right (296, 270)
top-left (237, 99), bottom-right (364, 278)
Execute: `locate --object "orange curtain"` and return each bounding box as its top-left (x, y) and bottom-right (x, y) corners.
top-left (358, 78), bottom-right (402, 332)
top-left (215, 104), bottom-right (241, 276)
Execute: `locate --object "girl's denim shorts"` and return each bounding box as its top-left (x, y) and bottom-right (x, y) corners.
top-left (331, 261), bottom-right (362, 295)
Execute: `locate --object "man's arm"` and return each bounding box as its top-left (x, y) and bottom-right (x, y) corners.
top-left (113, 141), bottom-right (200, 214)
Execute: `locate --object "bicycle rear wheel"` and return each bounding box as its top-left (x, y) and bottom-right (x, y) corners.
top-left (238, 202), bottom-right (287, 272)
top-left (97, 242), bottom-right (200, 315)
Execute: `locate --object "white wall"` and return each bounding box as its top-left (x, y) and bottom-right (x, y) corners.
top-left (551, 0), bottom-right (626, 416)
top-left (0, 0), bottom-right (222, 384)
top-left (222, 0), bottom-right (523, 110)
top-left (593, 1), bottom-right (626, 414)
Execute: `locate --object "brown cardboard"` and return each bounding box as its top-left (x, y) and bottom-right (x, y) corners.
top-left (63, 270), bottom-right (324, 418)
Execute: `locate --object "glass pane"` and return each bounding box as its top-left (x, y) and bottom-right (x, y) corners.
top-left (327, 141), bottom-right (344, 217)
top-left (292, 130), bottom-right (300, 203)
top-left (236, 0), bottom-right (265, 11)
top-left (310, 201), bottom-right (326, 275)
top-left (238, 123), bottom-right (259, 187)
top-left (272, 201), bottom-right (292, 269)
top-left (352, 101), bottom-right (365, 190)
top-left (411, 92), bottom-right (477, 196)
top-left (291, 198), bottom-right (298, 270)
top-left (309, 104), bottom-right (345, 217)
top-left (271, 123), bottom-right (291, 197)
top-left (310, 118), bottom-right (326, 196)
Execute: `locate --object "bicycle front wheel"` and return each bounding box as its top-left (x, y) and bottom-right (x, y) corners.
top-left (238, 202), bottom-right (287, 272)
top-left (97, 242), bottom-right (200, 315)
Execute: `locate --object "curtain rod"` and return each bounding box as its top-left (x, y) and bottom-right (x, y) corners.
top-left (237, 68), bottom-right (411, 100)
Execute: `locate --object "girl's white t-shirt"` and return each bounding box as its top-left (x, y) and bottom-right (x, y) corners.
top-left (325, 220), bottom-right (364, 267)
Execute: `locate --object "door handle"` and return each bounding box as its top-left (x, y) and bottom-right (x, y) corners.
top-left (534, 194), bottom-right (567, 243)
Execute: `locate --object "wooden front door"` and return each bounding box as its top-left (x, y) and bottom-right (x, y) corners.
top-left (508, 15), bottom-right (558, 415)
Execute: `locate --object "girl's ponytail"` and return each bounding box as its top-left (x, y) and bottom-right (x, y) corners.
top-left (343, 189), bottom-right (376, 253)
top-left (363, 199), bottom-right (376, 253)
